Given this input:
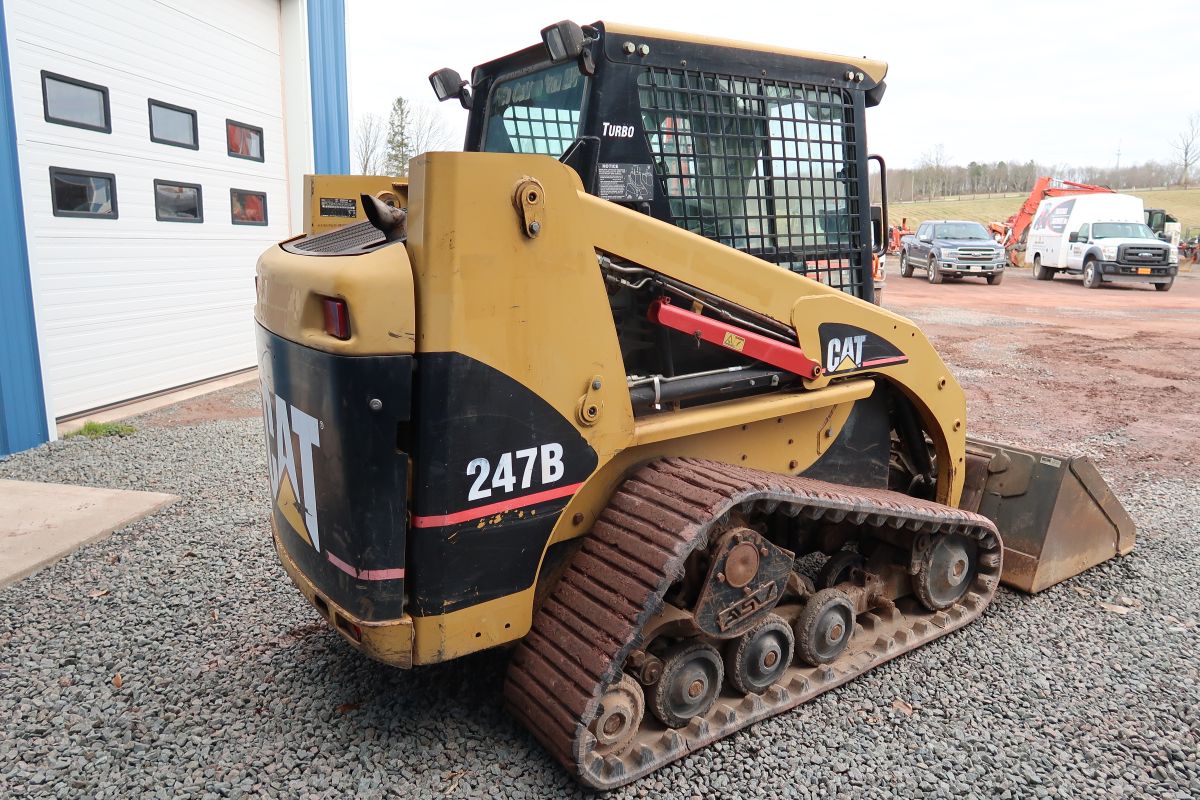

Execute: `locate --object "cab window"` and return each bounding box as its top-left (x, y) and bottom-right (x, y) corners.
top-left (1076, 224), bottom-right (1090, 242)
top-left (483, 62), bottom-right (588, 157)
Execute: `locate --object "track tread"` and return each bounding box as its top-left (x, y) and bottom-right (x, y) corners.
top-left (549, 583), bottom-right (634, 647)
top-left (561, 569), bottom-right (641, 620)
top-left (591, 509), bottom-right (680, 559)
top-left (503, 457), bottom-right (1001, 789)
top-left (585, 539), bottom-right (668, 589)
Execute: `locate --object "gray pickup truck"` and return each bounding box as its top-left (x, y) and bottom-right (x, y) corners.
top-left (898, 220), bottom-right (1007, 285)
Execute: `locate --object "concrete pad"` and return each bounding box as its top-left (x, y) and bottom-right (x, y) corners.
top-left (0, 480), bottom-right (178, 588)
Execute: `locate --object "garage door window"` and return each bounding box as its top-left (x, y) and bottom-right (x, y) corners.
top-left (226, 120), bottom-right (263, 161)
top-left (149, 100), bottom-right (198, 149)
top-left (42, 71), bottom-right (111, 133)
top-left (231, 189), bottom-right (267, 225)
top-left (154, 180), bottom-right (203, 223)
top-left (50, 167), bottom-right (118, 218)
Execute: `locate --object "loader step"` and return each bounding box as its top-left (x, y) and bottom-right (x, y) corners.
top-left (504, 457), bottom-right (1002, 789)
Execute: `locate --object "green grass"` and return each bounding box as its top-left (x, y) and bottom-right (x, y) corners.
top-left (889, 187), bottom-right (1200, 235)
top-left (68, 421), bottom-right (136, 439)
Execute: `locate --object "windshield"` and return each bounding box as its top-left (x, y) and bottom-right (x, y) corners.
top-left (1093, 222), bottom-right (1157, 240)
top-left (933, 222), bottom-right (990, 240)
top-left (483, 62), bottom-right (587, 157)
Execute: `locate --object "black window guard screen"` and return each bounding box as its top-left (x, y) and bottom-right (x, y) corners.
top-left (638, 68), bottom-right (864, 297)
top-left (497, 106), bottom-right (581, 155)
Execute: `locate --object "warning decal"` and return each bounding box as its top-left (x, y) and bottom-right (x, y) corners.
top-left (597, 163), bottom-right (654, 202)
top-left (320, 197), bottom-right (357, 218)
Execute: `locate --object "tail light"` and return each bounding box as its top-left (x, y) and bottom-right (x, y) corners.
top-left (322, 296), bottom-right (350, 340)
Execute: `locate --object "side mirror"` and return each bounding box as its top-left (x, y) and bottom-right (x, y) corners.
top-left (541, 20), bottom-right (586, 62)
top-left (867, 154), bottom-right (888, 255)
top-left (870, 205), bottom-right (883, 252)
top-left (1157, 231), bottom-right (1169, 241)
top-left (429, 68), bottom-right (472, 110)
top-left (919, 234), bottom-right (932, 243)
top-left (1068, 232), bottom-right (1079, 243)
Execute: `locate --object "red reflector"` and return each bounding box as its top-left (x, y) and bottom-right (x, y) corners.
top-left (322, 297), bottom-right (350, 340)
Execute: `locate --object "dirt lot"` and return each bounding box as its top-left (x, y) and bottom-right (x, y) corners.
top-left (3, 266), bottom-right (1198, 799)
top-left (882, 266), bottom-right (1200, 485)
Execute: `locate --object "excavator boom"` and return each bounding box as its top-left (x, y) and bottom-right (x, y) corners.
top-left (994, 176), bottom-right (1114, 266)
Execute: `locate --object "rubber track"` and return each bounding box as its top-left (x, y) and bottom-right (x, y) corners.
top-left (504, 457), bottom-right (1002, 790)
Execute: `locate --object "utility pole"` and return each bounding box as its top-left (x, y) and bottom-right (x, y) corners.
top-left (1115, 141), bottom-right (1121, 171)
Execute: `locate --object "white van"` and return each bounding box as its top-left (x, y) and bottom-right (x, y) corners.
top-left (1023, 194), bottom-right (1178, 291)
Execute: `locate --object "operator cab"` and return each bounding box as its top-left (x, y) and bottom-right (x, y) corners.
top-left (431, 20), bottom-right (888, 301)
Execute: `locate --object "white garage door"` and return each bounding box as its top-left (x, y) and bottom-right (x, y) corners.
top-left (6, 0), bottom-right (290, 417)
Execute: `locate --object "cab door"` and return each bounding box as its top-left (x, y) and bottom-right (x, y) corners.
top-left (912, 223), bottom-right (931, 260)
top-left (1066, 223), bottom-right (1090, 270)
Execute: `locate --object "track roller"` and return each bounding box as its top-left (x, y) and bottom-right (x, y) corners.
top-left (794, 588), bottom-right (856, 666)
top-left (725, 613), bottom-right (794, 695)
top-left (913, 533), bottom-right (978, 610)
top-left (650, 641), bottom-right (724, 728)
top-left (818, 549), bottom-right (866, 589)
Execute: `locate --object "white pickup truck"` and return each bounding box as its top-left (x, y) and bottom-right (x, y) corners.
top-left (1025, 194), bottom-right (1178, 291)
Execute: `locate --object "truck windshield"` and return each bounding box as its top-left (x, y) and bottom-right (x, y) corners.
top-left (483, 62), bottom-right (587, 157)
top-left (933, 222), bottom-right (990, 240)
top-left (1093, 222), bottom-right (1156, 240)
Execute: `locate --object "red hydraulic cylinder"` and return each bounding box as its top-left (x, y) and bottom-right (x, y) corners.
top-left (647, 298), bottom-right (822, 380)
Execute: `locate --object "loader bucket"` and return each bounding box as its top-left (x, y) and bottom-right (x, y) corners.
top-left (961, 439), bottom-right (1135, 593)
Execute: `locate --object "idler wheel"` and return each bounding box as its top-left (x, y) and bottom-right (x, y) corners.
top-left (649, 641), bottom-right (724, 728)
top-left (913, 534), bottom-right (977, 611)
top-left (725, 613), bottom-right (794, 695)
top-left (794, 588), bottom-right (856, 666)
top-left (589, 673), bottom-right (644, 757)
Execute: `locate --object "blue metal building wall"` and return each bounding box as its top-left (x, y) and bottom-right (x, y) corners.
top-left (307, 0), bottom-right (349, 174)
top-left (0, 0), bottom-right (49, 457)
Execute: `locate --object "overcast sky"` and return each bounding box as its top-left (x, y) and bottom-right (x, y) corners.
top-left (346, 0), bottom-right (1198, 169)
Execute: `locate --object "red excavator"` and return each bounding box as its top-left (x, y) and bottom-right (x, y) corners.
top-left (886, 217), bottom-right (914, 254)
top-left (990, 177), bottom-right (1113, 267)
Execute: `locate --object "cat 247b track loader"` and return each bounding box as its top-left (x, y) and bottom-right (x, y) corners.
top-left (254, 21), bottom-right (1135, 789)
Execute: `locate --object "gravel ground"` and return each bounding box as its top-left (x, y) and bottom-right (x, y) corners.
top-left (2, 377), bottom-right (1198, 798)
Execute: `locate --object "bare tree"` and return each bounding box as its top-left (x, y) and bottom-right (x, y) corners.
top-left (385, 97), bottom-right (456, 176)
top-left (407, 103), bottom-right (455, 158)
top-left (883, 156), bottom-right (1182, 204)
top-left (1173, 113), bottom-right (1200, 188)
top-left (916, 144), bottom-right (950, 199)
top-left (353, 112), bottom-right (386, 175)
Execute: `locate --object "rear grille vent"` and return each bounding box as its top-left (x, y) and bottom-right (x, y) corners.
top-left (282, 221), bottom-right (389, 256)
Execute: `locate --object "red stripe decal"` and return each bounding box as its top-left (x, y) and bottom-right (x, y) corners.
top-left (326, 550), bottom-right (405, 581)
top-left (412, 482), bottom-right (584, 529)
top-left (861, 355), bottom-right (909, 368)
